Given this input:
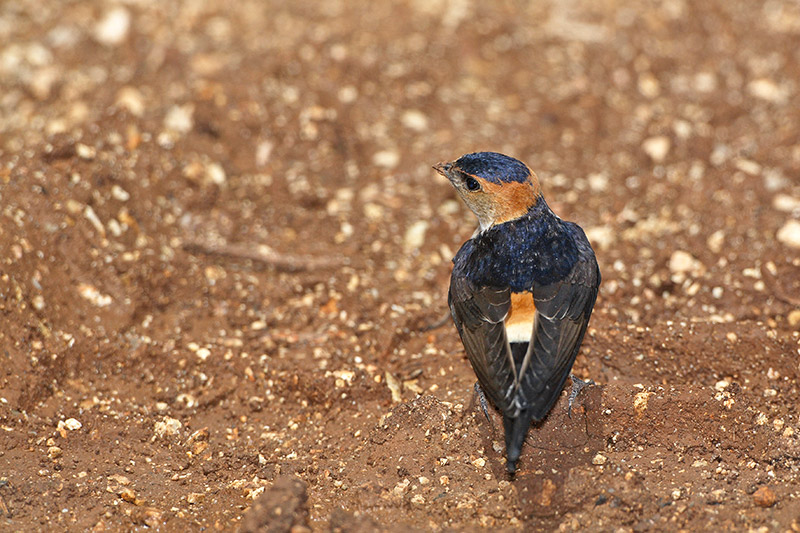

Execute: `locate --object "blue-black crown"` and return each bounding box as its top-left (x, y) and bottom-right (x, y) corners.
top-left (455, 152), bottom-right (530, 184)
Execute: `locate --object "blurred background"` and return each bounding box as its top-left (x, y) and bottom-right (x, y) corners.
top-left (1, 0), bottom-right (799, 530)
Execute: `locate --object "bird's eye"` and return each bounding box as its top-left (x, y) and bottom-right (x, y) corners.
top-left (465, 177), bottom-right (481, 191)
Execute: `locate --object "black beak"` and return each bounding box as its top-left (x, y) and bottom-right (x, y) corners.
top-left (433, 161), bottom-right (453, 178)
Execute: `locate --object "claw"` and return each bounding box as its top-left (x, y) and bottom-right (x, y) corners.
top-left (568, 374), bottom-right (595, 418)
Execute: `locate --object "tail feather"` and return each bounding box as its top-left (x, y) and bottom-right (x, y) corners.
top-left (503, 410), bottom-right (535, 474)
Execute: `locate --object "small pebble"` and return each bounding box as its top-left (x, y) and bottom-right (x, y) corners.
top-left (748, 79), bottom-right (787, 103)
top-left (164, 104), bottom-right (194, 134)
top-left (76, 143), bottom-right (96, 160)
top-left (206, 162), bottom-right (226, 185)
top-left (78, 283), bottom-right (112, 307)
top-left (633, 391), bottom-right (651, 415)
top-left (116, 87), bottom-right (145, 117)
top-left (707, 230), bottom-right (725, 253)
top-left (776, 220), bottom-right (800, 249)
top-left (403, 220), bottom-right (429, 252)
top-left (95, 7), bottom-right (131, 46)
top-left (752, 486), bottom-right (777, 508)
top-left (372, 150), bottom-right (400, 169)
top-left (63, 418), bottom-right (82, 431)
top-left (669, 250), bottom-right (702, 275)
top-left (401, 109), bottom-right (428, 131)
top-left (585, 225), bottom-right (615, 251)
top-left (773, 194), bottom-right (800, 212)
top-left (642, 136), bottom-right (671, 162)
top-left (111, 185), bottom-right (131, 202)
top-left (154, 416), bottom-right (182, 439)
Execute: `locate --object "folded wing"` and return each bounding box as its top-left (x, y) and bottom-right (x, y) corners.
top-left (448, 276), bottom-right (518, 414)
top-left (516, 254), bottom-right (600, 420)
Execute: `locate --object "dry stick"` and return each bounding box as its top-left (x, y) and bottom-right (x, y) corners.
top-left (420, 311), bottom-right (451, 331)
top-left (760, 264), bottom-right (800, 307)
top-left (184, 240), bottom-right (344, 272)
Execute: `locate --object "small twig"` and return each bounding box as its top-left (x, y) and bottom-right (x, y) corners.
top-left (760, 264), bottom-right (800, 307)
top-left (419, 311), bottom-right (451, 332)
top-left (183, 240), bottom-right (344, 272)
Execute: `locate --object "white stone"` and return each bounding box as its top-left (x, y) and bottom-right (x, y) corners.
top-left (592, 453), bottom-right (607, 465)
top-left (403, 220), bottom-right (429, 251)
top-left (669, 250), bottom-right (699, 274)
top-left (206, 162), bottom-right (226, 184)
top-left (401, 110), bottom-right (428, 132)
top-left (642, 136), bottom-right (671, 162)
top-left (773, 194), bottom-right (800, 212)
top-left (95, 7), bottom-right (131, 46)
top-left (735, 159), bottom-right (761, 176)
top-left (776, 219), bottom-right (800, 249)
top-left (748, 78), bottom-right (788, 103)
top-left (164, 104), bottom-right (194, 134)
top-left (693, 72), bottom-right (717, 93)
top-left (154, 416), bottom-right (182, 439)
top-left (255, 140), bottom-right (273, 167)
top-left (78, 283), bottom-right (112, 307)
top-left (111, 185), bottom-right (130, 201)
top-left (372, 150), bottom-right (400, 169)
top-left (585, 225), bottom-right (614, 250)
top-left (115, 87), bottom-right (144, 116)
top-left (706, 230), bottom-right (725, 253)
top-left (587, 172), bottom-right (609, 192)
top-left (63, 418), bottom-right (82, 431)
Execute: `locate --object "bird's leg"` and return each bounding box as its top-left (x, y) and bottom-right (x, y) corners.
top-left (568, 374), bottom-right (595, 418)
top-left (470, 382), bottom-right (495, 431)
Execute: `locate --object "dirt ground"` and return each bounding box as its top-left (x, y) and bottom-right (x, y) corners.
top-left (2, 0), bottom-right (800, 531)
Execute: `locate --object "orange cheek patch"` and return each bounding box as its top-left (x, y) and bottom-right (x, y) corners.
top-left (482, 181), bottom-right (537, 225)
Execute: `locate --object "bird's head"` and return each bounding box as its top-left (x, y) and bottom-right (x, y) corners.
top-left (434, 152), bottom-right (541, 231)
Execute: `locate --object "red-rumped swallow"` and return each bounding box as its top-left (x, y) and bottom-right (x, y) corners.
top-left (435, 152), bottom-right (600, 475)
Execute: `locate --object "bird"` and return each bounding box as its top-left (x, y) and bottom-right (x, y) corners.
top-left (434, 151), bottom-right (600, 475)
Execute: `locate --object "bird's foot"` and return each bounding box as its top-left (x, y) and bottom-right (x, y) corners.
top-left (568, 374), bottom-right (595, 419)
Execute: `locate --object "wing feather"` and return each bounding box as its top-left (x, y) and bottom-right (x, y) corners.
top-left (516, 254), bottom-right (600, 420)
top-left (448, 275), bottom-right (518, 413)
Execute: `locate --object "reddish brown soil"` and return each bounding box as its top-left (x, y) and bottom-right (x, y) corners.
top-left (2, 1), bottom-right (800, 531)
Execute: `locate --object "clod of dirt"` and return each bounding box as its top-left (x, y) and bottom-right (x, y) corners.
top-left (238, 477), bottom-right (309, 533)
top-left (329, 508), bottom-right (387, 533)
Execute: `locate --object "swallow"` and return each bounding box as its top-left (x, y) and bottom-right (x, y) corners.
top-left (435, 152), bottom-right (600, 475)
